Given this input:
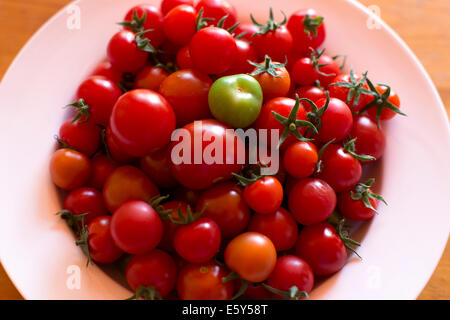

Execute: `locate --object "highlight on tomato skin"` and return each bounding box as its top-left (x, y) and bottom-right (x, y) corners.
top-left (49, 0), bottom-right (401, 300)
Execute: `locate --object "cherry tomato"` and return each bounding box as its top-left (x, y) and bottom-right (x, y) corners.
top-left (64, 187), bottom-right (107, 224)
top-left (315, 97), bottom-right (353, 143)
top-left (103, 165), bottom-right (159, 213)
top-left (126, 249), bottom-right (177, 297)
top-left (189, 27), bottom-right (237, 74)
top-left (123, 4), bottom-right (164, 48)
top-left (177, 261), bottom-right (234, 300)
top-left (316, 144), bottom-right (362, 192)
top-left (366, 85), bottom-right (401, 121)
top-left (350, 115), bottom-right (386, 161)
top-left (176, 45), bottom-right (193, 69)
top-left (294, 85), bottom-right (326, 105)
top-left (58, 119), bottom-right (100, 156)
top-left (288, 178), bottom-right (336, 226)
top-left (253, 97), bottom-right (307, 149)
top-left (107, 30), bottom-right (148, 73)
top-left (140, 145), bottom-right (178, 189)
top-left (134, 66), bottom-right (169, 91)
top-left (195, 0), bottom-right (237, 29)
top-left (283, 141), bottom-right (318, 178)
top-left (267, 255), bottom-right (314, 297)
top-left (287, 9), bottom-right (325, 55)
top-left (338, 190), bottom-right (377, 221)
top-left (328, 73), bottom-right (371, 112)
top-left (163, 5), bottom-right (197, 45)
top-left (159, 69), bottom-right (212, 127)
top-left (251, 56), bottom-right (291, 101)
top-left (243, 176), bottom-right (283, 215)
top-left (87, 154), bottom-right (119, 190)
top-left (111, 200), bottom-right (163, 254)
top-left (196, 182), bottom-right (250, 239)
top-left (76, 76), bottom-right (122, 127)
top-left (248, 207), bottom-right (298, 251)
top-left (161, 0), bottom-right (194, 15)
top-left (159, 201), bottom-right (189, 252)
top-left (110, 89), bottom-right (176, 157)
top-left (295, 222), bottom-right (347, 276)
top-left (224, 232), bottom-right (277, 282)
top-left (174, 217), bottom-right (221, 263)
top-left (292, 54), bottom-right (339, 87)
top-left (90, 61), bottom-right (122, 84)
top-left (88, 216), bottom-right (123, 263)
top-left (50, 149), bottom-right (91, 191)
top-left (169, 119), bottom-right (245, 190)
top-left (221, 39), bottom-right (257, 76)
top-left (234, 23), bottom-right (258, 41)
top-left (105, 126), bottom-right (137, 164)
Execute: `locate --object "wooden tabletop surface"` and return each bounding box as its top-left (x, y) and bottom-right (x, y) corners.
top-left (0, 0), bottom-right (448, 300)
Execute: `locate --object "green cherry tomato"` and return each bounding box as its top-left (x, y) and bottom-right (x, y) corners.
top-left (208, 74), bottom-right (263, 128)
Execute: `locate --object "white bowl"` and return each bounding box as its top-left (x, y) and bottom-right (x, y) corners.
top-left (0, 0), bottom-right (449, 300)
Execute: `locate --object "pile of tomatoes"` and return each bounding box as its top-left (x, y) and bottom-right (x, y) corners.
top-left (49, 0), bottom-right (405, 300)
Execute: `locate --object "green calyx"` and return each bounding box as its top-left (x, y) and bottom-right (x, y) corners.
top-left (329, 67), bottom-right (372, 109)
top-left (127, 286), bottom-right (162, 300)
top-left (216, 14), bottom-right (240, 34)
top-left (196, 7), bottom-right (214, 31)
top-left (327, 213), bottom-right (362, 259)
top-left (304, 90), bottom-right (330, 134)
top-left (117, 10), bottom-right (147, 33)
top-left (310, 48), bottom-right (335, 78)
top-left (358, 78), bottom-right (407, 127)
top-left (248, 55), bottom-right (287, 78)
top-left (222, 271), bottom-right (248, 300)
top-left (350, 178), bottom-right (387, 213)
top-left (314, 138), bottom-right (336, 174)
top-left (149, 194), bottom-right (172, 218)
top-left (263, 284), bottom-right (309, 300)
top-left (66, 99), bottom-right (90, 124)
top-left (343, 137), bottom-right (376, 162)
top-left (272, 94), bottom-right (318, 149)
top-left (250, 7), bottom-right (287, 36)
top-left (302, 14), bottom-right (324, 38)
top-left (135, 29), bottom-right (156, 53)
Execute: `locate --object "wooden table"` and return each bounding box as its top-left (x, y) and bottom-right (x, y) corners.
top-left (0, 0), bottom-right (448, 300)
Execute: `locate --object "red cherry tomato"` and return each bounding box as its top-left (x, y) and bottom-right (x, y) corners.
top-left (50, 149), bottom-right (91, 191)
top-left (90, 61), bottom-right (122, 83)
top-left (221, 39), bottom-right (257, 76)
top-left (267, 255), bottom-right (314, 297)
top-left (110, 89), bottom-right (176, 157)
top-left (328, 73), bottom-right (371, 112)
top-left (252, 25), bottom-right (293, 62)
top-left (123, 4), bottom-right (164, 48)
top-left (110, 200), bottom-right (163, 254)
top-left (176, 45), bottom-right (193, 69)
top-left (248, 207), bottom-right (298, 251)
top-left (366, 85), bottom-right (401, 121)
top-left (296, 222), bottom-right (347, 276)
top-left (159, 201), bottom-right (189, 252)
top-left (169, 119), bottom-right (245, 190)
top-left (163, 5), bottom-right (197, 46)
top-left (174, 217), bottom-right (221, 263)
top-left (159, 69), bottom-right (212, 127)
top-left (287, 9), bottom-right (326, 55)
top-left (316, 144), bottom-right (362, 192)
top-left (76, 76), bottom-right (122, 127)
top-left (243, 176), bottom-right (283, 215)
top-left (196, 182), bottom-right (251, 239)
top-left (126, 249), bottom-right (177, 297)
top-left (283, 141), bottom-right (318, 178)
top-left (338, 190), bottom-right (378, 221)
top-left (88, 216), bottom-right (123, 263)
top-left (292, 54), bottom-right (339, 87)
top-left (87, 154), bottom-right (119, 190)
top-left (134, 66), bottom-right (169, 91)
top-left (288, 178), bottom-right (336, 226)
top-left (140, 145), bottom-right (178, 189)
top-left (315, 97), bottom-right (353, 143)
top-left (64, 187), bottom-right (107, 224)
top-left (177, 261), bottom-right (234, 300)
top-left (253, 97), bottom-right (307, 149)
top-left (234, 23), bottom-right (258, 41)
top-left (224, 232), bottom-right (277, 282)
top-left (195, 0), bottom-right (237, 29)
top-left (107, 30), bottom-right (148, 73)
top-left (103, 165), bottom-right (159, 213)
top-left (105, 126), bottom-right (136, 164)
top-left (350, 115), bottom-right (386, 161)
top-left (189, 27), bottom-right (237, 74)
top-left (161, 0), bottom-right (194, 15)
top-left (58, 119), bottom-right (101, 156)
top-left (294, 86), bottom-right (327, 105)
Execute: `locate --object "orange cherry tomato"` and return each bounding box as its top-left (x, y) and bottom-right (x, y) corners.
top-left (49, 148), bottom-right (91, 191)
top-left (134, 66), bottom-right (169, 91)
top-left (251, 56), bottom-right (291, 101)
